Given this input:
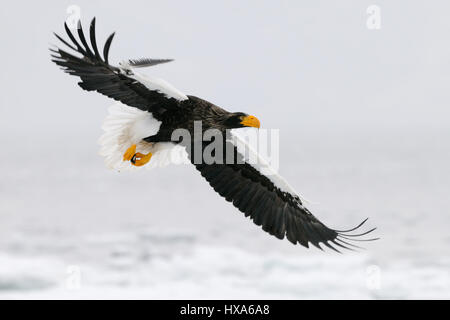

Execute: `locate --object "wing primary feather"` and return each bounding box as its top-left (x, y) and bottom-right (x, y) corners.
top-left (291, 214), bottom-right (309, 247)
top-left (309, 222), bottom-right (339, 251)
top-left (272, 201), bottom-right (286, 239)
top-left (53, 32), bottom-right (77, 51)
top-left (285, 211), bottom-right (298, 245)
top-left (334, 218), bottom-right (369, 233)
top-left (302, 222), bottom-right (323, 250)
top-left (321, 241), bottom-right (342, 254)
top-left (53, 48), bottom-right (87, 65)
top-left (339, 227), bottom-right (377, 238)
top-left (64, 22), bottom-right (87, 56)
top-left (103, 32), bottom-right (115, 65)
top-left (76, 20), bottom-right (94, 58)
top-left (335, 237), bottom-right (365, 250)
top-left (127, 58), bottom-right (174, 68)
top-left (89, 17), bottom-right (103, 61)
top-left (330, 239), bottom-right (355, 251)
top-left (338, 235), bottom-right (380, 242)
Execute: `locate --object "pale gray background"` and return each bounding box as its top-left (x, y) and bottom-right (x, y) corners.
top-left (0, 0), bottom-right (449, 299)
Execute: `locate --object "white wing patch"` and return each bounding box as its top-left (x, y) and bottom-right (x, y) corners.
top-left (229, 130), bottom-right (309, 203)
top-left (119, 61), bottom-right (188, 101)
top-left (98, 103), bottom-right (189, 170)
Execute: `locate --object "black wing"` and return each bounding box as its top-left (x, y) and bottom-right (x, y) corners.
top-left (50, 18), bottom-right (181, 119)
top-left (191, 139), bottom-right (378, 252)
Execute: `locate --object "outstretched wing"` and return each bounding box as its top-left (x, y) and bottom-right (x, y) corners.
top-left (191, 133), bottom-right (377, 252)
top-left (50, 18), bottom-right (187, 119)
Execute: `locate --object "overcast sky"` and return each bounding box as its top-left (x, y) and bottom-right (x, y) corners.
top-left (1, 0), bottom-right (450, 138)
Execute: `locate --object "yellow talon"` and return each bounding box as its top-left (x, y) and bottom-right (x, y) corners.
top-left (131, 152), bottom-right (152, 166)
top-left (123, 144), bottom-right (152, 166)
top-left (123, 144), bottom-right (137, 161)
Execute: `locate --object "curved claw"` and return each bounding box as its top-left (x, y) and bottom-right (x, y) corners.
top-left (131, 152), bottom-right (152, 166)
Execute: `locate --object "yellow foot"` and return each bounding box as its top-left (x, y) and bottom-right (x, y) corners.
top-left (123, 144), bottom-right (137, 161)
top-left (131, 152), bottom-right (152, 167)
top-left (123, 144), bottom-right (152, 167)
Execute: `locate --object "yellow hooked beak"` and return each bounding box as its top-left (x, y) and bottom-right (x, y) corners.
top-left (240, 115), bottom-right (261, 128)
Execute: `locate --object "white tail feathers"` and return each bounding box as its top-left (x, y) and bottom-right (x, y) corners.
top-left (98, 103), bottom-right (189, 171)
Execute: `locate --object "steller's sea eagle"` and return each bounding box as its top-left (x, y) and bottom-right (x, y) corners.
top-left (50, 18), bottom-right (377, 252)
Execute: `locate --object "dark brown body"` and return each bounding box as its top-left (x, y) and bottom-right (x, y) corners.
top-left (144, 96), bottom-right (240, 143)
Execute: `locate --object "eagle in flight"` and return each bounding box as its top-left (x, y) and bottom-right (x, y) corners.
top-left (50, 18), bottom-right (377, 252)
